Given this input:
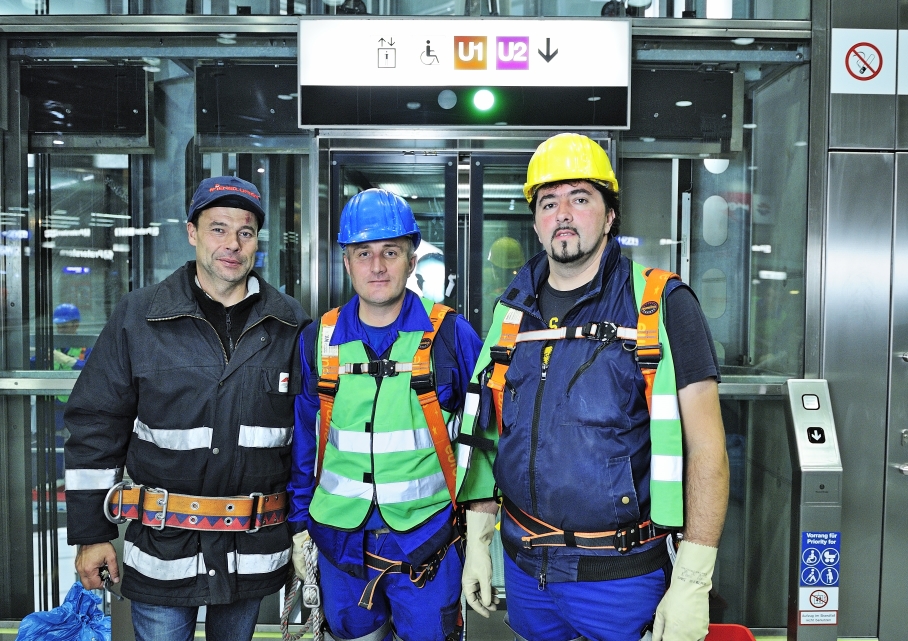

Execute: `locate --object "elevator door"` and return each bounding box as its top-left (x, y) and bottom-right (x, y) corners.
top-left (879, 153), bottom-right (908, 641)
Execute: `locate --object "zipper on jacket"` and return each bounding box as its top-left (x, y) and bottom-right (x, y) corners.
top-left (225, 311), bottom-right (234, 353)
top-left (528, 340), bottom-right (553, 514)
top-left (565, 341), bottom-right (610, 395)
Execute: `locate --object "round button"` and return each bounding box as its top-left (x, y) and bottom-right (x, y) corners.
top-left (208, 569), bottom-right (215, 576)
top-left (212, 448), bottom-right (220, 455)
top-left (621, 496), bottom-right (630, 505)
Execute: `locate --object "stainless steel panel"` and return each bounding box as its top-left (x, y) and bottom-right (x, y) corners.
top-left (823, 151), bottom-right (893, 637)
top-left (896, 96), bottom-right (908, 149)
top-left (832, 0), bottom-right (896, 29)
top-left (830, 94), bottom-right (896, 150)
top-left (878, 153), bottom-right (908, 641)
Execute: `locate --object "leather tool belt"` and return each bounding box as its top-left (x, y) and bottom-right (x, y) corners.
top-left (104, 481), bottom-right (287, 533)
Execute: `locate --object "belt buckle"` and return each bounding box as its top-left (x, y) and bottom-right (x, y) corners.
top-left (246, 492), bottom-right (264, 533)
top-left (149, 487), bottom-right (169, 530)
top-left (103, 481), bottom-right (132, 524)
top-left (614, 524), bottom-right (641, 554)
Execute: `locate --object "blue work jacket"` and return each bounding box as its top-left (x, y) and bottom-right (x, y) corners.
top-left (491, 240), bottom-right (687, 583)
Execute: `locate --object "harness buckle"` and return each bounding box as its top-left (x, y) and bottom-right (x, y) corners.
top-left (316, 377), bottom-right (339, 397)
top-left (410, 372), bottom-right (436, 395)
top-left (489, 345), bottom-right (513, 365)
top-left (422, 554), bottom-right (441, 582)
top-left (614, 524), bottom-right (642, 554)
top-left (635, 343), bottom-right (663, 366)
top-left (581, 321), bottom-right (618, 342)
top-left (368, 359), bottom-right (399, 378)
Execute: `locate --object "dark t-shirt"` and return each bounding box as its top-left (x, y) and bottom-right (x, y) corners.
top-left (538, 279), bottom-right (719, 390)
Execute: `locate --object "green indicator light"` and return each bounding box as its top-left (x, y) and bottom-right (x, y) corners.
top-left (473, 89), bottom-right (495, 111)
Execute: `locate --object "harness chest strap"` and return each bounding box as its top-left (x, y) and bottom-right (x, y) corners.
top-left (486, 311), bottom-right (638, 436)
top-left (315, 303), bottom-right (458, 506)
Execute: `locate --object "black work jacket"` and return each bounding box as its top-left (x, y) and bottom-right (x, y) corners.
top-left (65, 262), bottom-right (308, 606)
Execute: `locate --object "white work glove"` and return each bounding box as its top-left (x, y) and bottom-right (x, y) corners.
top-left (53, 349), bottom-right (78, 369)
top-left (291, 530), bottom-right (309, 580)
top-left (652, 540), bottom-right (717, 641)
top-left (461, 510), bottom-right (499, 618)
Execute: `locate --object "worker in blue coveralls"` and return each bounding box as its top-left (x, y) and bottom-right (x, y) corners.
top-left (286, 188), bottom-right (496, 641)
top-left (461, 133), bottom-right (730, 641)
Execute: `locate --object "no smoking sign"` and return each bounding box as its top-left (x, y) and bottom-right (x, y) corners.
top-left (846, 42), bottom-right (882, 81)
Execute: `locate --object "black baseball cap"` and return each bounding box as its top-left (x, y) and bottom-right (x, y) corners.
top-left (187, 176), bottom-right (266, 229)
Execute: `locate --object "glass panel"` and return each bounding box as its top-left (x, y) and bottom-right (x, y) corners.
top-left (714, 398), bottom-right (791, 628)
top-left (333, 159), bottom-right (451, 308)
top-left (0, 0), bottom-right (808, 18)
top-left (619, 63), bottom-right (809, 380)
top-left (476, 162), bottom-right (533, 338)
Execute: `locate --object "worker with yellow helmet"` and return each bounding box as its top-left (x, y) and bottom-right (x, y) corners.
top-left (460, 133), bottom-right (729, 641)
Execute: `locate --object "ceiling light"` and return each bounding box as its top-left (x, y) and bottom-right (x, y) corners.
top-left (675, 100), bottom-right (692, 107)
top-left (743, 123), bottom-right (757, 129)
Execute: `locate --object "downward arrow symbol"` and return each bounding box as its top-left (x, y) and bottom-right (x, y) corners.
top-left (538, 38), bottom-right (558, 62)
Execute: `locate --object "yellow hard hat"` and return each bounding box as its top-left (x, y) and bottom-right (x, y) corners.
top-left (488, 236), bottom-right (525, 269)
top-left (523, 133), bottom-right (618, 202)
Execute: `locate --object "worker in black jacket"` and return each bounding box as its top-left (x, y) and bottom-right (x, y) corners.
top-left (64, 176), bottom-right (309, 641)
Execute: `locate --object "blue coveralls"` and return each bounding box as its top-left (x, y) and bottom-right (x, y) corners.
top-left (287, 290), bottom-right (482, 641)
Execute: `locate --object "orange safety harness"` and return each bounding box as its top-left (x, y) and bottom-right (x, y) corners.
top-left (315, 303), bottom-right (459, 507)
top-left (486, 266), bottom-right (679, 433)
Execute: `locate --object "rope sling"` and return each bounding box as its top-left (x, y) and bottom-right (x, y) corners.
top-left (281, 532), bottom-right (324, 641)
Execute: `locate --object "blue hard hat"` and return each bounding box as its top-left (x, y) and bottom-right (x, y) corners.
top-left (338, 189), bottom-right (421, 249)
top-left (53, 303), bottom-right (80, 324)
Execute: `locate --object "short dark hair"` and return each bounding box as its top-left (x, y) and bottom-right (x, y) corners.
top-left (528, 179), bottom-right (621, 239)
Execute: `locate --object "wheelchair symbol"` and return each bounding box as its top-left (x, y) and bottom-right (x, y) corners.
top-left (420, 40), bottom-right (440, 65)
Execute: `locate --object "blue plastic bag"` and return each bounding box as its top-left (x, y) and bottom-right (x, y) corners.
top-left (16, 582), bottom-right (111, 641)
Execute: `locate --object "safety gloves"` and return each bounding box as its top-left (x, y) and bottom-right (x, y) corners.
top-left (652, 540), bottom-right (717, 641)
top-left (291, 530), bottom-right (309, 579)
top-left (461, 510), bottom-right (499, 618)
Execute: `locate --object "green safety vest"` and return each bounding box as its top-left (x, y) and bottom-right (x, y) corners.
top-left (311, 297), bottom-right (478, 530)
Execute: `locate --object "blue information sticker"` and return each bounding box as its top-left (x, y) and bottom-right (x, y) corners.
top-left (800, 531), bottom-right (840, 587)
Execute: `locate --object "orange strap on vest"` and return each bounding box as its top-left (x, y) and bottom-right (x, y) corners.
top-left (315, 304), bottom-right (459, 506)
top-left (487, 310), bottom-right (521, 435)
top-left (634, 267), bottom-right (680, 414)
top-left (315, 307), bottom-right (341, 487)
top-left (411, 303), bottom-right (458, 507)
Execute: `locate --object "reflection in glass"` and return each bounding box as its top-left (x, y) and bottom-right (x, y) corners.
top-left (478, 165), bottom-right (533, 337)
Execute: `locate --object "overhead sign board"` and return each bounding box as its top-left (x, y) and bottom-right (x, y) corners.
top-left (298, 17), bottom-right (631, 129)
